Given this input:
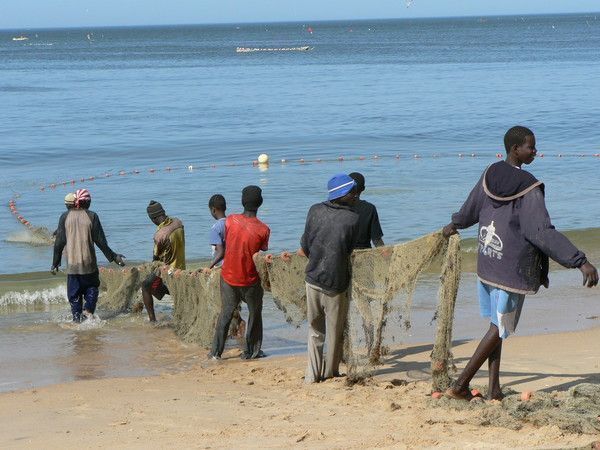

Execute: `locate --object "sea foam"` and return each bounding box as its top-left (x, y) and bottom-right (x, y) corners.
top-left (0, 285), bottom-right (67, 307)
top-left (5, 228), bottom-right (54, 246)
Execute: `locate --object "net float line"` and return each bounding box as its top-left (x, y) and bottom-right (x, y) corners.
top-left (30, 151), bottom-right (600, 194)
top-left (8, 198), bottom-right (34, 230)
top-left (7, 151), bottom-right (600, 230)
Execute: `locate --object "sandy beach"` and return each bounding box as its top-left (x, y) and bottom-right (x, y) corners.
top-left (2, 325), bottom-right (598, 449)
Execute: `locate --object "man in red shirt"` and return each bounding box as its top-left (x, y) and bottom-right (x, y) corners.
top-left (209, 185), bottom-right (270, 360)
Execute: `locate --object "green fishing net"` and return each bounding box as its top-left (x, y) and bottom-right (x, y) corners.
top-left (100, 231), bottom-right (461, 385)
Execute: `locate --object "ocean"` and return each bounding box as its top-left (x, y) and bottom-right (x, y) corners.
top-left (1, 14), bottom-right (599, 391)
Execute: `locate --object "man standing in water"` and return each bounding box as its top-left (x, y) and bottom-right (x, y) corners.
top-left (142, 200), bottom-right (185, 322)
top-left (209, 186), bottom-right (270, 360)
top-left (52, 189), bottom-right (125, 322)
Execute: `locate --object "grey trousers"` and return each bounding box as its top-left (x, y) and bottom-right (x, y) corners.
top-left (211, 277), bottom-right (263, 359)
top-left (305, 283), bottom-right (349, 383)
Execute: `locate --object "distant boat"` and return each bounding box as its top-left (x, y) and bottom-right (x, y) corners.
top-left (12, 36), bottom-right (29, 41)
top-left (236, 45), bottom-right (313, 53)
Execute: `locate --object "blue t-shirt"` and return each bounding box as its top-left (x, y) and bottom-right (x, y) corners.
top-left (210, 218), bottom-right (226, 265)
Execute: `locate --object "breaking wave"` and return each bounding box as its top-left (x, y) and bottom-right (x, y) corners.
top-left (5, 227), bottom-right (54, 246)
top-left (0, 285), bottom-right (67, 307)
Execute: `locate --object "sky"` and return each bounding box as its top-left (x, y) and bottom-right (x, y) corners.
top-left (2, 0), bottom-right (600, 29)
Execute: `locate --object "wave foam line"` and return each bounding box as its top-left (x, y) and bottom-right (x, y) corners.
top-left (0, 285), bottom-right (67, 307)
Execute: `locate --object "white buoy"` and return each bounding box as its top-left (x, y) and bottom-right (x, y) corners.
top-left (258, 153), bottom-right (269, 164)
top-left (188, 165), bottom-right (194, 171)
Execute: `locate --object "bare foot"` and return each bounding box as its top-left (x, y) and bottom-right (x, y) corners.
top-left (487, 391), bottom-right (505, 401)
top-left (445, 385), bottom-right (472, 401)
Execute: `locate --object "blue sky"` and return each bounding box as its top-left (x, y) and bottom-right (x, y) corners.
top-left (2, 0), bottom-right (600, 29)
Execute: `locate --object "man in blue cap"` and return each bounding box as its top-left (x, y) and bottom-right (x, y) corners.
top-left (300, 173), bottom-right (359, 383)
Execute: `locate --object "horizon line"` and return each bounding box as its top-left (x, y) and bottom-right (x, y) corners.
top-left (2, 10), bottom-right (599, 32)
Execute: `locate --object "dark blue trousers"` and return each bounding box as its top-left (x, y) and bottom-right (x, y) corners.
top-left (67, 272), bottom-right (100, 322)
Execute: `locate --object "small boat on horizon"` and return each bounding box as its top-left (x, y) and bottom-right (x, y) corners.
top-left (12, 35), bottom-right (29, 41)
top-left (236, 45), bottom-right (313, 53)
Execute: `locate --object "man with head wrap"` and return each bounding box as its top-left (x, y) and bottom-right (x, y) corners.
top-left (52, 189), bottom-right (125, 322)
top-left (142, 200), bottom-right (185, 322)
top-left (209, 185), bottom-right (270, 360)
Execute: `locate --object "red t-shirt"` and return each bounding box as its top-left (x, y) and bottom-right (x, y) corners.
top-left (221, 214), bottom-right (270, 286)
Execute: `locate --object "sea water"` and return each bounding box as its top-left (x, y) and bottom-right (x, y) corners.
top-left (1, 14), bottom-right (599, 391)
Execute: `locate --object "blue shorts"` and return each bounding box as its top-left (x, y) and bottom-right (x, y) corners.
top-left (478, 280), bottom-right (525, 339)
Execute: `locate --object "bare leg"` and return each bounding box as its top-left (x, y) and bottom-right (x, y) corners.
top-left (487, 340), bottom-right (503, 400)
top-left (446, 323), bottom-right (502, 399)
top-left (141, 285), bottom-right (156, 322)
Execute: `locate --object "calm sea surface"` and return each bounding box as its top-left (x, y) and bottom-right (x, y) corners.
top-left (1, 14), bottom-right (599, 391)
top-left (2, 14), bottom-right (600, 275)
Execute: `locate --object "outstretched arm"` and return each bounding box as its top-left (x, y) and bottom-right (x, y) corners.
top-left (370, 207), bottom-right (384, 247)
top-left (208, 244), bottom-right (225, 269)
top-left (89, 211), bottom-right (118, 263)
top-left (444, 174), bottom-right (486, 237)
top-left (52, 212), bottom-right (68, 270)
top-left (521, 188), bottom-right (597, 287)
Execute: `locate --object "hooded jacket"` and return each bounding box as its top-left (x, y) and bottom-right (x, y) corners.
top-left (451, 161), bottom-right (587, 294)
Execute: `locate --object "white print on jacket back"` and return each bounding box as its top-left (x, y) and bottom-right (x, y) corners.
top-left (479, 220), bottom-right (503, 260)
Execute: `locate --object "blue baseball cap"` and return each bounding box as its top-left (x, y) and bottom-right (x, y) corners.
top-left (327, 173), bottom-right (356, 201)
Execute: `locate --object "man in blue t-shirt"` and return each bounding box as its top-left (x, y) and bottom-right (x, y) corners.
top-left (204, 194), bottom-right (246, 339)
top-left (207, 194), bottom-right (227, 269)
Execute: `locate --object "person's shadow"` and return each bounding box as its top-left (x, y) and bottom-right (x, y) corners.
top-left (371, 340), bottom-right (600, 392)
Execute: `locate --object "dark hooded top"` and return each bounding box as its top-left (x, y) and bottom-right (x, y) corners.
top-left (451, 161), bottom-right (587, 294)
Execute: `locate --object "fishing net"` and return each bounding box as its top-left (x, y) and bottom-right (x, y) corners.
top-left (99, 265), bottom-right (240, 346)
top-left (254, 254), bottom-right (307, 326)
top-left (431, 383), bottom-right (600, 434)
top-left (256, 231), bottom-right (461, 380)
top-left (99, 264), bottom-right (155, 313)
top-left (99, 231), bottom-right (461, 384)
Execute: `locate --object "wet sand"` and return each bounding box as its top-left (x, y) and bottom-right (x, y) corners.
top-left (1, 268), bottom-right (598, 395)
top-left (1, 325), bottom-right (599, 449)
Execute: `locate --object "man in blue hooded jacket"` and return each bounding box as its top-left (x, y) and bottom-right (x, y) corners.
top-left (443, 126), bottom-right (598, 401)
